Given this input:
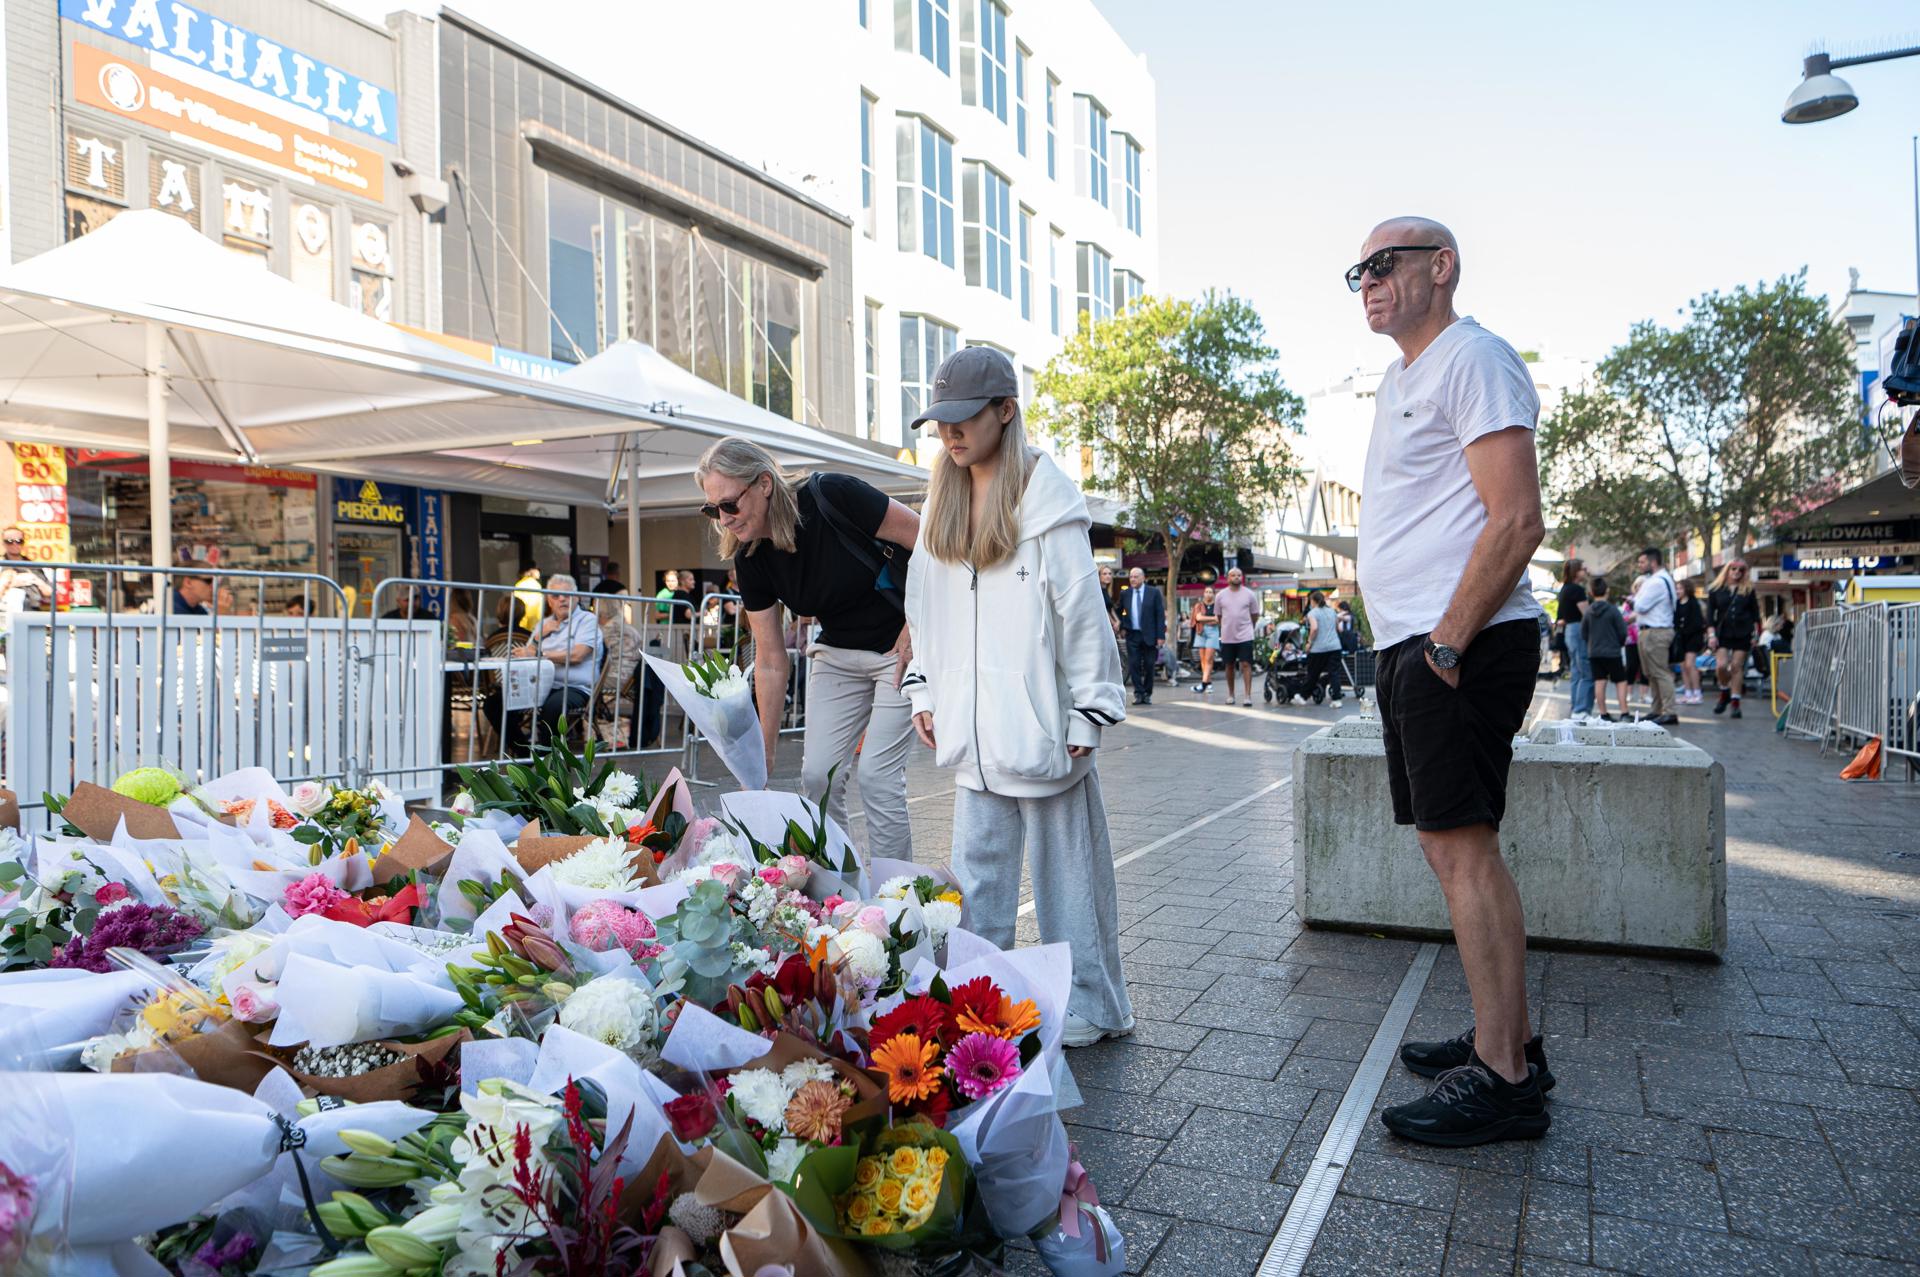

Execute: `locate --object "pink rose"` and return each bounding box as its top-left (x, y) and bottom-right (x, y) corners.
top-left (228, 981), bottom-right (279, 1023)
top-left (757, 866), bottom-right (787, 888)
top-left (856, 906), bottom-right (888, 937)
top-left (711, 863), bottom-right (744, 890)
top-left (776, 854), bottom-right (812, 887)
top-left (821, 894), bottom-right (846, 913)
top-left (283, 873), bottom-right (348, 919)
top-left (94, 882), bottom-right (130, 906)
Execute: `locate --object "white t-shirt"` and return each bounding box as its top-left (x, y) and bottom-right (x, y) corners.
top-left (1632, 569), bottom-right (1676, 629)
top-left (1356, 317), bottom-right (1544, 651)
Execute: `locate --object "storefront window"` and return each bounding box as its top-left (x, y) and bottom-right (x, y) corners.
top-left (64, 128), bottom-right (127, 241)
top-left (149, 152), bottom-right (202, 230)
top-left (221, 177), bottom-right (273, 262)
top-left (350, 219), bottom-right (393, 322)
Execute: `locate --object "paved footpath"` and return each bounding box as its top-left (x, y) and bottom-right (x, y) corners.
top-left (670, 673), bottom-right (1920, 1276)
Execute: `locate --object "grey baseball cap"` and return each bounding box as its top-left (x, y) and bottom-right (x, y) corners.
top-left (910, 345), bottom-right (1019, 428)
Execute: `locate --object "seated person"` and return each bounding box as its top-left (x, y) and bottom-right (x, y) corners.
top-left (483, 573), bottom-right (601, 747)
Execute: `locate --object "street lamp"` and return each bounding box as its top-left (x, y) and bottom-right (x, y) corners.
top-left (1781, 43), bottom-right (1920, 306)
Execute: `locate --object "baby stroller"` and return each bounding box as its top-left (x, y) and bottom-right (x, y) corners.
top-left (1262, 623), bottom-right (1319, 704)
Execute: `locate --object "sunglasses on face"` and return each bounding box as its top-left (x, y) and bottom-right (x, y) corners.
top-left (699, 482), bottom-right (755, 521)
top-left (1345, 244), bottom-right (1442, 292)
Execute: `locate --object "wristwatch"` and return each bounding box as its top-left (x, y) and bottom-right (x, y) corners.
top-left (1423, 636), bottom-right (1462, 670)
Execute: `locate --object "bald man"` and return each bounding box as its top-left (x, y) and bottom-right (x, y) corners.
top-left (1348, 218), bottom-right (1556, 1146)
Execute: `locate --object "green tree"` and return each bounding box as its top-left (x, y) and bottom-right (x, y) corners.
top-left (1033, 292), bottom-right (1304, 638)
top-left (1540, 270), bottom-right (1862, 561)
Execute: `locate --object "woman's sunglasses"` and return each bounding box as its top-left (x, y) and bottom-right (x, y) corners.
top-left (1345, 244), bottom-right (1442, 293)
top-left (699, 484), bottom-right (755, 521)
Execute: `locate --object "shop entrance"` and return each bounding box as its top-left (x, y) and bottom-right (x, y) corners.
top-left (336, 526), bottom-right (405, 616)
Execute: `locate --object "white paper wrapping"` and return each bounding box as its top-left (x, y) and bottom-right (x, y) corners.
top-left (431, 827), bottom-right (522, 924)
top-left (0, 968), bottom-right (155, 1064)
top-left (459, 1036), bottom-right (540, 1094)
top-left (5, 1071), bottom-right (432, 1244)
top-left (661, 1001), bottom-right (773, 1072)
top-left (644, 653), bottom-right (767, 790)
top-left (250, 914), bottom-right (446, 982)
top-left (266, 952), bottom-right (464, 1047)
top-left (717, 790), bottom-right (868, 898)
top-left (524, 1023), bottom-right (676, 1169)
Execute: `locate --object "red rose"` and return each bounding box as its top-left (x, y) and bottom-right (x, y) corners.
top-left (93, 882), bottom-right (130, 906)
top-left (665, 1092), bottom-right (718, 1142)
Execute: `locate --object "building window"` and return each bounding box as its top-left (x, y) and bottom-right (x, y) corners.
top-left (961, 0), bottom-right (1008, 122)
top-left (900, 314), bottom-right (959, 427)
top-left (900, 0), bottom-right (951, 74)
top-left (1049, 225), bottom-right (1063, 336)
top-left (860, 91), bottom-right (878, 238)
top-left (547, 172), bottom-right (602, 361)
top-left (1017, 205), bottom-right (1033, 322)
top-left (865, 301), bottom-right (882, 439)
top-left (896, 116), bottom-right (955, 268)
top-left (1076, 241), bottom-right (1112, 325)
top-left (1045, 73), bottom-right (1060, 180)
top-left (1117, 268), bottom-right (1144, 312)
top-left (290, 200), bottom-right (335, 299)
top-left (1015, 45), bottom-right (1030, 156)
top-left (220, 177), bottom-right (272, 263)
top-left (350, 218), bottom-right (393, 322)
top-left (147, 151), bottom-right (202, 231)
top-left (962, 162), bottom-right (1012, 299)
top-left (64, 127), bottom-right (126, 240)
top-left (1122, 137), bottom-right (1143, 235)
top-left (1075, 96), bottom-right (1109, 208)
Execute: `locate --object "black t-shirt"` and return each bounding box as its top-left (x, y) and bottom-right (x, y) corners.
top-left (734, 473), bottom-right (905, 653)
top-left (1556, 582), bottom-right (1587, 628)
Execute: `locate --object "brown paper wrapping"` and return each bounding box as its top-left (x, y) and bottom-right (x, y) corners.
top-left (272, 1030), bottom-right (469, 1102)
top-left (512, 820), bottom-right (600, 872)
top-left (62, 781), bottom-right (185, 840)
top-left (0, 788), bottom-right (18, 831)
top-left (110, 1019), bottom-right (283, 1093)
top-left (736, 1031), bottom-right (889, 1127)
top-left (372, 815), bottom-right (456, 882)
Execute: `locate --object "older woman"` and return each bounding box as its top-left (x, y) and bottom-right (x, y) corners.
top-left (484, 573), bottom-right (602, 748)
top-left (696, 437), bottom-right (921, 860)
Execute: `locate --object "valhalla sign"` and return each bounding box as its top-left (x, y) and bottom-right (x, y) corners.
top-left (61, 0), bottom-right (398, 144)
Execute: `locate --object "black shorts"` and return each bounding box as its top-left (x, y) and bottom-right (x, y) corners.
top-left (1220, 640), bottom-right (1254, 664)
top-left (1590, 653), bottom-right (1627, 682)
top-left (1375, 619), bottom-right (1540, 832)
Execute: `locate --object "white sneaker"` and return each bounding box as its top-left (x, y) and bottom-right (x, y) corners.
top-left (1062, 1011), bottom-right (1135, 1048)
top-left (1330, 699), bottom-right (1345, 708)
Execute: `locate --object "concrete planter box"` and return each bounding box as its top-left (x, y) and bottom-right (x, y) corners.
top-left (1292, 718), bottom-right (1726, 957)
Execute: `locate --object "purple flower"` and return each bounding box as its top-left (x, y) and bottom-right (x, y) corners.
top-left (192, 1230), bottom-right (257, 1273)
top-left (0, 1160), bottom-right (34, 1262)
top-left (947, 1030), bottom-right (1022, 1101)
top-left (48, 903), bottom-right (204, 973)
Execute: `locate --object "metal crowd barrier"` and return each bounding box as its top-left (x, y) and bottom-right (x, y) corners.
top-left (0, 560), bottom-right (357, 832)
top-left (1833, 603), bottom-right (1889, 749)
top-left (1885, 603), bottom-right (1920, 776)
top-left (1780, 602), bottom-right (1920, 780)
top-left (1783, 606), bottom-right (1846, 747)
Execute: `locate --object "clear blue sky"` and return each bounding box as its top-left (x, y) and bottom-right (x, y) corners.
top-left (1094, 0), bottom-right (1920, 389)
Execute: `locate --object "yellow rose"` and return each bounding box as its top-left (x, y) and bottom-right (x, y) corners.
top-left (876, 1179), bottom-right (904, 1213)
top-left (888, 1147), bottom-right (922, 1179)
top-left (853, 1157), bottom-right (884, 1191)
top-left (903, 1177), bottom-right (936, 1214)
top-left (924, 1147), bottom-right (950, 1173)
top-left (860, 1214), bottom-right (896, 1237)
top-left (846, 1194), bottom-right (874, 1225)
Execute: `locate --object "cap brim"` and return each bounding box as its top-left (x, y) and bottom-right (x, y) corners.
top-left (910, 396), bottom-right (994, 429)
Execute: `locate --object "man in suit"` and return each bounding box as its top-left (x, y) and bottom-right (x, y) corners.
top-left (1120, 567), bottom-right (1165, 706)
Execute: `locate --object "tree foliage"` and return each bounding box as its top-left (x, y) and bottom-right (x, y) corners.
top-left (1032, 293), bottom-right (1304, 633)
top-left (1539, 270), bottom-right (1862, 562)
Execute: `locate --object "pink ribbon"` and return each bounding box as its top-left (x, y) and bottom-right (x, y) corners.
top-left (1058, 1147), bottom-right (1108, 1262)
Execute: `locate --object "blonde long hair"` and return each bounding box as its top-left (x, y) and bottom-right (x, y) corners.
top-left (921, 401), bottom-right (1031, 569)
top-left (1709, 559), bottom-right (1754, 596)
top-left (695, 437), bottom-right (800, 559)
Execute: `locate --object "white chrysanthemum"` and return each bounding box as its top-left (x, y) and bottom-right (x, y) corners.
top-left (598, 771), bottom-right (640, 807)
top-left (693, 827), bottom-right (748, 870)
top-left (830, 928), bottom-right (888, 983)
top-left (875, 875), bottom-right (917, 900)
top-left (765, 1137), bottom-right (808, 1185)
top-left (558, 977), bottom-right (656, 1052)
top-left (548, 837), bottom-right (643, 892)
top-left (728, 1067), bottom-right (795, 1132)
top-left (701, 665), bottom-right (751, 699)
top-left (920, 899), bottom-right (963, 944)
top-left (781, 1059), bottom-right (838, 1090)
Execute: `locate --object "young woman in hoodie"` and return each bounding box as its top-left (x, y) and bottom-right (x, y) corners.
top-left (901, 347), bottom-right (1135, 1048)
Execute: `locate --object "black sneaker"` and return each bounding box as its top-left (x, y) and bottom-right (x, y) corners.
top-left (1381, 1057), bottom-right (1551, 1147)
top-left (1714, 689), bottom-right (1730, 715)
top-left (1400, 1026), bottom-right (1555, 1092)
top-left (1730, 701), bottom-right (1742, 718)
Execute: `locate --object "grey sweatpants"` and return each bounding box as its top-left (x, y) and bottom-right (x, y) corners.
top-left (801, 644), bottom-right (915, 862)
top-left (950, 767), bottom-right (1134, 1031)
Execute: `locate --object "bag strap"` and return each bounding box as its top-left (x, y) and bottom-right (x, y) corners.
top-left (805, 475), bottom-right (905, 613)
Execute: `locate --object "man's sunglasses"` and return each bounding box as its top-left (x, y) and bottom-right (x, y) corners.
top-left (699, 484), bottom-right (755, 521)
top-left (1345, 245), bottom-right (1442, 293)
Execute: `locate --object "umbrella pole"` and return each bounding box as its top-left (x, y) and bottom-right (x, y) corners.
top-left (626, 432), bottom-right (642, 605)
top-left (146, 322), bottom-right (172, 595)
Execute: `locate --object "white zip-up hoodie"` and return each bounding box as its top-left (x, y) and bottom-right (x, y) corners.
top-left (902, 451), bottom-right (1128, 798)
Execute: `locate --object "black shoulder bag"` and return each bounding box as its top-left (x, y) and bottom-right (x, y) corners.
top-left (805, 475), bottom-right (907, 613)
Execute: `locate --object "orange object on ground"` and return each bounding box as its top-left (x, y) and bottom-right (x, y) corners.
top-left (1839, 737), bottom-right (1883, 781)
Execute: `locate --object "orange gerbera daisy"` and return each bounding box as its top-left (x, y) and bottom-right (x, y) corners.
top-left (954, 994), bottom-right (1042, 1041)
top-left (872, 1032), bottom-right (945, 1104)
